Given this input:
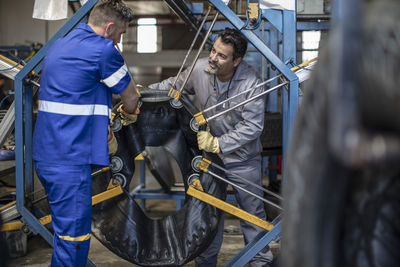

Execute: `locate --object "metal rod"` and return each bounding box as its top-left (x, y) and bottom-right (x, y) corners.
top-left (201, 57), bottom-right (317, 115)
top-left (210, 161), bottom-right (283, 201)
top-left (206, 81), bottom-right (288, 123)
top-left (30, 80), bottom-right (40, 87)
top-left (202, 75), bottom-right (281, 114)
top-left (178, 11), bottom-right (220, 93)
top-left (172, 5), bottom-right (212, 88)
top-left (91, 166), bottom-right (111, 177)
top-left (206, 169), bottom-right (282, 210)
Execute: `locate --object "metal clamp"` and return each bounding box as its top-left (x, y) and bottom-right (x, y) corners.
top-left (191, 155), bottom-right (203, 172)
top-left (198, 157), bottom-right (211, 173)
top-left (168, 87), bottom-right (182, 100)
top-left (187, 173), bottom-right (203, 191)
top-left (193, 112), bottom-right (207, 127)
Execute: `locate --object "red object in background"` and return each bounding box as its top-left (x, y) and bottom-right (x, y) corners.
top-left (268, 155), bottom-right (282, 174)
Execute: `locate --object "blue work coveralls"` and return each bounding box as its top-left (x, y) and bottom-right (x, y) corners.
top-left (149, 58), bottom-right (272, 266)
top-left (33, 23), bottom-right (131, 267)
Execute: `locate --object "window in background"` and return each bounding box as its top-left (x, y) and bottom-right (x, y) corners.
top-left (302, 31), bottom-right (321, 62)
top-left (137, 18), bottom-right (157, 53)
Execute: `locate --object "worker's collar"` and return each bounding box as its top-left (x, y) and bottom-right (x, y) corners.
top-left (76, 23), bottom-right (96, 34)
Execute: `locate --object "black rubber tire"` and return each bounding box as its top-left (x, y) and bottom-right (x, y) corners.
top-left (282, 1), bottom-right (400, 267)
top-left (91, 90), bottom-right (227, 266)
top-left (282, 59), bottom-right (400, 267)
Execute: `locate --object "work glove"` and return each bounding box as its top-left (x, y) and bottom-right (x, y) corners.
top-left (197, 131), bottom-right (220, 154)
top-left (108, 126), bottom-right (118, 156)
top-left (117, 104), bottom-right (140, 126)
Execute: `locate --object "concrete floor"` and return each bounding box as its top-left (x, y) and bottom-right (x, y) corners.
top-left (7, 214), bottom-right (250, 267)
top-left (2, 159), bottom-right (280, 266)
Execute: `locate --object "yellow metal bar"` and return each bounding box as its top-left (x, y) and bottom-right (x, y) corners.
top-left (1, 214), bottom-right (52, 232)
top-left (187, 184), bottom-right (274, 231)
top-left (0, 200), bottom-right (16, 212)
top-left (134, 153), bottom-right (144, 160)
top-left (0, 54), bottom-right (24, 70)
top-left (1, 221), bottom-right (23, 232)
top-left (1, 182), bottom-right (123, 232)
top-left (290, 57), bottom-right (317, 72)
top-left (194, 112), bottom-right (207, 126)
top-left (0, 54), bottom-right (36, 76)
top-left (92, 183), bottom-right (123, 206)
top-left (38, 215), bottom-right (52, 226)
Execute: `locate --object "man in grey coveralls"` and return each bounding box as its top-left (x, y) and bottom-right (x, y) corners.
top-left (149, 28), bottom-right (272, 267)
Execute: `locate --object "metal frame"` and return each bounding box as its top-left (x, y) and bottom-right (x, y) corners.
top-left (11, 0), bottom-right (303, 265)
top-left (13, 1), bottom-right (98, 266)
top-left (225, 216), bottom-right (282, 267)
top-left (132, 160), bottom-right (237, 210)
top-left (297, 21), bottom-right (330, 31)
top-left (130, 160), bottom-right (187, 210)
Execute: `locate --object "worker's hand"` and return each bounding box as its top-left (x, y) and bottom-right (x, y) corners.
top-left (108, 127), bottom-right (118, 156)
top-left (117, 104), bottom-right (140, 126)
top-left (197, 131), bottom-right (220, 153)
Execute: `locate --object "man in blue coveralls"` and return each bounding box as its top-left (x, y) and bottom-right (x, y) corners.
top-left (33, 1), bottom-right (140, 266)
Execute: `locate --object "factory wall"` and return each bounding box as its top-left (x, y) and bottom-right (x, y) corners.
top-left (0, 0), bottom-right (69, 47)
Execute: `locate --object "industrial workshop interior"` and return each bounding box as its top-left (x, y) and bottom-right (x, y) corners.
top-left (1, 0), bottom-right (399, 266)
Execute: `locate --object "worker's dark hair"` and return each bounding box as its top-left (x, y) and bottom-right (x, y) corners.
top-left (218, 28), bottom-right (248, 60)
top-left (88, 0), bottom-right (134, 27)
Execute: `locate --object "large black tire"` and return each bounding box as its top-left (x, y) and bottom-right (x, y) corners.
top-left (282, 1), bottom-right (400, 267)
top-left (91, 90), bottom-right (227, 266)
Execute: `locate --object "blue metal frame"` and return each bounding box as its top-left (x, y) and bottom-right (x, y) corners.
top-left (281, 9), bottom-right (297, 162)
top-left (225, 218), bottom-right (282, 267)
top-left (12, 1), bottom-right (299, 265)
top-left (297, 21), bottom-right (330, 31)
top-left (132, 159), bottom-right (237, 210)
top-left (262, 9), bottom-right (283, 33)
top-left (14, 1), bottom-right (98, 265)
top-left (131, 160), bottom-right (186, 210)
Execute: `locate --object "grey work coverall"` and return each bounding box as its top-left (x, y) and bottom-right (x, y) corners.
top-left (149, 58), bottom-right (272, 266)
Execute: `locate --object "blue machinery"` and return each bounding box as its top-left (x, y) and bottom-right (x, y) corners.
top-left (12, 0), bottom-right (326, 265)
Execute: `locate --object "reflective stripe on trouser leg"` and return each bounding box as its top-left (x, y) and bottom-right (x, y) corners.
top-left (34, 163), bottom-right (92, 267)
top-left (227, 156), bottom-right (273, 267)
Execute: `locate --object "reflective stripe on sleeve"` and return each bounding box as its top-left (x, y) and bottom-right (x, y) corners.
top-left (39, 100), bottom-right (111, 117)
top-left (58, 233), bottom-right (91, 242)
top-left (102, 64), bottom-right (128, 88)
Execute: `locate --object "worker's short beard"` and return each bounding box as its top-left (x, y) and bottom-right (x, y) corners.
top-left (208, 59), bottom-right (221, 74)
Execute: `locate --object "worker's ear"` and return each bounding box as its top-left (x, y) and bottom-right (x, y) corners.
top-left (233, 57), bottom-right (242, 68)
top-left (104, 22), bottom-right (115, 38)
